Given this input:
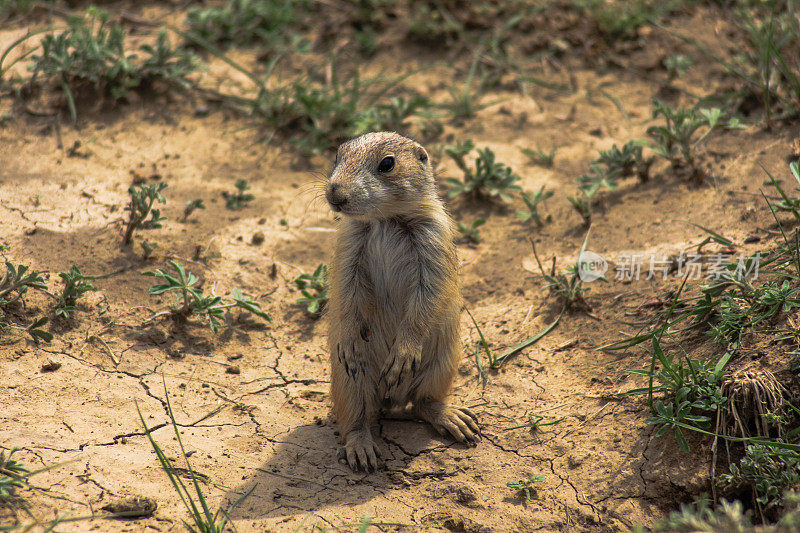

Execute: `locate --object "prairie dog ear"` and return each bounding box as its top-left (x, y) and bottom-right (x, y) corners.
top-left (414, 144), bottom-right (429, 165)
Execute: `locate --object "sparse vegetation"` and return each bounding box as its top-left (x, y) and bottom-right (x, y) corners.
top-left (224, 179), bottom-right (255, 210)
top-left (646, 101), bottom-right (724, 182)
top-left (5, 0), bottom-right (800, 529)
top-left (29, 8), bottom-right (198, 120)
top-left (183, 199), bottom-right (206, 221)
top-left (185, 0), bottom-right (303, 49)
top-left (520, 146), bottom-right (556, 168)
top-left (144, 260), bottom-right (271, 332)
top-left (294, 264), bottom-right (328, 317)
top-left (122, 183), bottom-right (167, 246)
top-left (507, 474), bottom-right (544, 502)
top-left (456, 217), bottom-right (485, 245)
top-left (138, 382), bottom-right (254, 532)
top-left (444, 140), bottom-right (521, 202)
top-left (54, 266), bottom-right (96, 319)
top-left (517, 187), bottom-right (553, 226)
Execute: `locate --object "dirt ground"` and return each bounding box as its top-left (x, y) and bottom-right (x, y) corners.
top-left (2, 2), bottom-right (799, 532)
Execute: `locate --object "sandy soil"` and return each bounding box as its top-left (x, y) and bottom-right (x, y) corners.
top-left (2, 2), bottom-right (799, 532)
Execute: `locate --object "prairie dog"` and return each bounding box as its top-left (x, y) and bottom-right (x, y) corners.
top-left (325, 131), bottom-right (480, 472)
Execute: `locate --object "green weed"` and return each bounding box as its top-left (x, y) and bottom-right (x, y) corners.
top-left (456, 218), bottom-right (485, 245)
top-left (0, 447), bottom-right (30, 503)
top-left (182, 199), bottom-right (206, 221)
top-left (594, 141), bottom-right (652, 183)
top-left (664, 54), bottom-right (693, 79)
top-left (520, 146), bottom-right (556, 168)
top-left (29, 9), bottom-right (197, 121)
top-left (122, 183), bottom-right (167, 246)
top-left (737, 3), bottom-right (800, 123)
top-left (294, 264), bottom-right (328, 317)
top-left (507, 474), bottom-right (545, 502)
top-left (255, 60), bottom-right (422, 156)
top-left (144, 260), bottom-right (271, 332)
top-left (444, 139), bottom-right (521, 202)
top-left (721, 444), bottom-right (800, 513)
top-left (0, 260), bottom-right (47, 306)
top-left (529, 233), bottom-right (598, 312)
top-left (646, 101), bottom-right (730, 182)
top-left (442, 47), bottom-right (494, 122)
top-left (405, 3), bottom-right (463, 46)
top-left (353, 94), bottom-right (430, 135)
top-left (503, 413), bottom-right (565, 433)
top-left (567, 194), bottom-right (593, 226)
top-left (0, 259), bottom-right (51, 343)
top-left (641, 495), bottom-right (753, 532)
top-left (763, 160), bottom-right (800, 221)
top-left (185, 0), bottom-right (303, 49)
top-left (138, 381), bottom-right (254, 532)
top-left (574, 0), bottom-right (679, 41)
top-left (54, 266), bottom-right (96, 319)
top-left (517, 187), bottom-right (553, 226)
top-left (224, 179), bottom-right (255, 210)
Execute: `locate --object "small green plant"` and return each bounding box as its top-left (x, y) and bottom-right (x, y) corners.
top-left (185, 0), bottom-right (301, 48)
top-left (354, 95), bottom-right (430, 134)
top-left (576, 0), bottom-right (677, 40)
top-left (294, 264), bottom-right (328, 317)
top-left (0, 259), bottom-right (51, 343)
top-left (664, 54), bottom-right (693, 79)
top-left (642, 495), bottom-right (753, 532)
top-left (567, 194), bottom-right (593, 226)
top-left (0, 447), bottom-right (31, 503)
top-left (456, 218), bottom-right (485, 245)
top-left (145, 260), bottom-right (271, 332)
top-left (122, 183), bottom-right (167, 246)
top-left (627, 338), bottom-right (727, 452)
top-left (442, 48), bottom-right (494, 122)
top-left (594, 141), bottom-right (652, 183)
top-left (507, 474), bottom-right (545, 502)
top-left (646, 101), bottom-right (725, 181)
top-left (520, 146), bottom-right (556, 167)
top-left (0, 260), bottom-right (47, 306)
top-left (721, 445), bottom-right (800, 512)
top-left (737, 4), bottom-right (800, 123)
top-left (224, 179), bottom-right (255, 210)
top-left (182, 199), bottom-right (206, 221)
top-left (141, 240), bottom-right (158, 260)
top-left (405, 3), bottom-right (463, 46)
top-left (503, 413), bottom-right (565, 433)
top-left (444, 140), bottom-right (521, 202)
top-left (764, 160), bottom-right (800, 221)
top-left (54, 266), bottom-right (96, 319)
top-left (517, 187), bottom-right (553, 226)
top-left (138, 381), bottom-right (254, 532)
top-left (29, 9), bottom-right (197, 121)
top-left (530, 233), bottom-right (599, 312)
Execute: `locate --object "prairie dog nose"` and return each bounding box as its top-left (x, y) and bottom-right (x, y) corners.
top-left (326, 183), bottom-right (348, 211)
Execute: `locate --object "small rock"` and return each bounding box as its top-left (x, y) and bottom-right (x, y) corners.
top-left (227, 353), bottom-right (243, 361)
top-left (194, 104), bottom-right (210, 117)
top-left (251, 231), bottom-right (265, 245)
top-left (41, 360), bottom-right (61, 372)
top-left (226, 365), bottom-right (240, 375)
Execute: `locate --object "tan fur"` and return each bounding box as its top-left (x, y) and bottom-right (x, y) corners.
top-left (325, 132), bottom-right (480, 472)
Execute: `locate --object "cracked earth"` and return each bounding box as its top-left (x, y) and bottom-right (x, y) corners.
top-left (2, 4), bottom-right (798, 532)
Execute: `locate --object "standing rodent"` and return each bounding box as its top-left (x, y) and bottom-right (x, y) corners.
top-left (325, 131), bottom-right (480, 472)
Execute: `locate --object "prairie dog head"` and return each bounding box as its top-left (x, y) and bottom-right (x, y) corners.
top-left (326, 132), bottom-right (435, 220)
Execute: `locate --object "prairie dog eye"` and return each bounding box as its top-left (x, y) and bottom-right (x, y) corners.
top-left (377, 156), bottom-right (395, 173)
